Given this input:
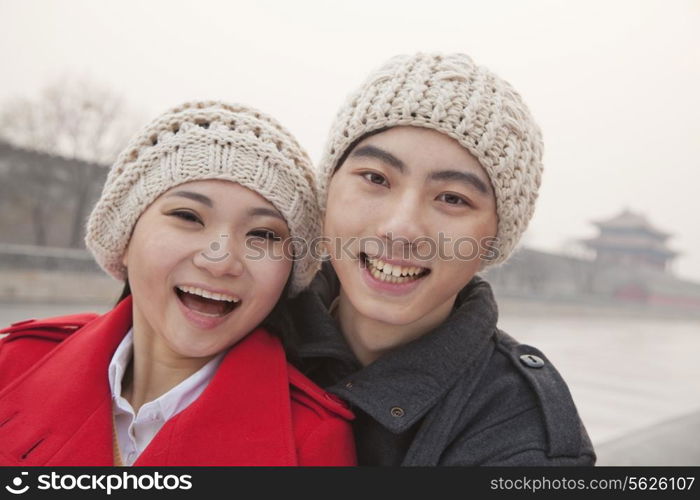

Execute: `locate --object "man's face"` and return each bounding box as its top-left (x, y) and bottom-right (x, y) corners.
top-left (324, 126), bottom-right (498, 326)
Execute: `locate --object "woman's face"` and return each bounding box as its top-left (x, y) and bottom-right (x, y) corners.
top-left (122, 179), bottom-right (292, 359)
top-left (324, 126), bottom-right (498, 327)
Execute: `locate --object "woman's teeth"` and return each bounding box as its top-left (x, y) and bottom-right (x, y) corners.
top-left (175, 285), bottom-right (240, 317)
top-left (176, 285), bottom-right (239, 303)
top-left (365, 257), bottom-right (428, 283)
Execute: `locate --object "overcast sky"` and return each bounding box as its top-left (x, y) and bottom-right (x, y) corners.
top-left (2, 0), bottom-right (699, 280)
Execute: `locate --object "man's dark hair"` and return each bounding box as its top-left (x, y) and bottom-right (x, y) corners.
top-left (332, 127), bottom-right (388, 174)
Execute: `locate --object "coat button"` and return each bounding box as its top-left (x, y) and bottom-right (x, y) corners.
top-left (519, 354), bottom-right (545, 369)
top-left (390, 406), bottom-right (405, 418)
top-left (345, 381), bottom-right (353, 389)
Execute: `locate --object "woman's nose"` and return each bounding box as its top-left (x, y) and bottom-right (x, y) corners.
top-left (192, 234), bottom-right (245, 277)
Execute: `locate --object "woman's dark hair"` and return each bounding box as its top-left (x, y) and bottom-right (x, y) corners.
top-left (259, 276), bottom-right (292, 329)
top-left (115, 280), bottom-right (131, 306)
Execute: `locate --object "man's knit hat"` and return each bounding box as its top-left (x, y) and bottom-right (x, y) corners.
top-left (318, 53), bottom-right (543, 266)
top-left (85, 101), bottom-right (320, 296)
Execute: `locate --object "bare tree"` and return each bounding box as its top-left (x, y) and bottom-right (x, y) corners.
top-left (0, 77), bottom-right (138, 247)
top-left (0, 146), bottom-right (64, 245)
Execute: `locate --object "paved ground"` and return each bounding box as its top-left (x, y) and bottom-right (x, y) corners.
top-left (595, 409), bottom-right (700, 465)
top-left (3, 300), bottom-right (699, 466)
top-left (499, 311), bottom-right (700, 466)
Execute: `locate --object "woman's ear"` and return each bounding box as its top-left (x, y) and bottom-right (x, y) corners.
top-left (319, 215), bottom-right (331, 258)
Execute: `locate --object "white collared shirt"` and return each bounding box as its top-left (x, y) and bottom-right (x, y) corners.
top-left (108, 329), bottom-right (224, 466)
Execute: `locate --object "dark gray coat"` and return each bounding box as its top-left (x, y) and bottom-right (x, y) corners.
top-left (284, 263), bottom-right (596, 466)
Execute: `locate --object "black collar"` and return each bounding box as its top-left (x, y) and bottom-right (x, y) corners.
top-left (293, 262), bottom-right (499, 433)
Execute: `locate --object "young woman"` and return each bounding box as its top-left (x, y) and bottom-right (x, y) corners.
top-left (288, 53), bottom-right (596, 465)
top-left (0, 101), bottom-right (355, 466)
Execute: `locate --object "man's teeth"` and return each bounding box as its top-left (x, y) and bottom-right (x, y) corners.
top-left (176, 285), bottom-right (240, 303)
top-left (366, 257), bottom-right (426, 279)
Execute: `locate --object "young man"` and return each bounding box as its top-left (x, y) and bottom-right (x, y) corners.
top-left (288, 53), bottom-right (595, 465)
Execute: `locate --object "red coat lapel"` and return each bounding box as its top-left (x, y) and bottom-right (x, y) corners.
top-left (0, 297), bottom-right (299, 466)
top-left (135, 328), bottom-right (298, 466)
top-left (0, 297), bottom-right (132, 466)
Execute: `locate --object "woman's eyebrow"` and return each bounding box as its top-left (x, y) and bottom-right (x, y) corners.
top-left (350, 145), bottom-right (406, 173)
top-left (427, 170), bottom-right (491, 195)
top-left (166, 191), bottom-right (213, 207)
top-left (247, 207), bottom-right (285, 221)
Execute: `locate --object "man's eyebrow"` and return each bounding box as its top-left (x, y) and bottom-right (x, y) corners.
top-left (166, 191), bottom-right (213, 207)
top-left (427, 170), bottom-right (491, 195)
top-left (350, 145), bottom-right (406, 173)
top-left (247, 206), bottom-right (285, 221)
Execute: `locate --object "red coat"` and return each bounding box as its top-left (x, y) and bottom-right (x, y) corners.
top-left (0, 296), bottom-right (356, 466)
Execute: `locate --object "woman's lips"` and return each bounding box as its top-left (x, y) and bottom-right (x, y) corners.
top-left (175, 287), bottom-right (241, 329)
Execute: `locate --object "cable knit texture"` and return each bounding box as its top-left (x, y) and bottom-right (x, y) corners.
top-left (317, 53), bottom-right (544, 266)
top-left (85, 101), bottom-right (321, 296)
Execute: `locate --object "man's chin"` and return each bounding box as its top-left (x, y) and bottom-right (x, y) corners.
top-left (353, 298), bottom-right (421, 327)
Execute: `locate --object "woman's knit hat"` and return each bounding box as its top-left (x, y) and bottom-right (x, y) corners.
top-left (85, 101), bottom-right (320, 296)
top-left (318, 53), bottom-right (543, 266)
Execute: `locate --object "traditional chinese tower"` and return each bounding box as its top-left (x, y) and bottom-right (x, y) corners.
top-left (584, 209), bottom-right (678, 272)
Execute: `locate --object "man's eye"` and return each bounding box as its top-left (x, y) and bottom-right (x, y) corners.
top-left (171, 210), bottom-right (203, 224)
top-left (361, 172), bottom-right (389, 187)
top-left (248, 229), bottom-right (282, 241)
top-left (437, 193), bottom-right (469, 206)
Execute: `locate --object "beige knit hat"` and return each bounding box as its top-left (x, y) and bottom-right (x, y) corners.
top-left (318, 53), bottom-right (543, 266)
top-left (85, 101), bottom-right (320, 296)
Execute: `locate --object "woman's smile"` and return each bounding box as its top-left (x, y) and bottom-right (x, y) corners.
top-left (174, 284), bottom-right (242, 329)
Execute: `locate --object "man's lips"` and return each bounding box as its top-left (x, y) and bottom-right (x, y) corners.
top-left (356, 252), bottom-right (432, 297)
top-left (359, 252), bottom-right (431, 279)
top-left (361, 253), bottom-right (432, 271)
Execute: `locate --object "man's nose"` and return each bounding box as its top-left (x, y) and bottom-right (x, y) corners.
top-left (374, 192), bottom-right (427, 254)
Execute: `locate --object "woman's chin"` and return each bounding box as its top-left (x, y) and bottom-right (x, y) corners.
top-left (165, 337), bottom-right (223, 360)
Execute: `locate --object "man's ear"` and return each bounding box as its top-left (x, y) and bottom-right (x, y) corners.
top-left (476, 248), bottom-right (495, 273)
top-left (318, 236), bottom-right (332, 261)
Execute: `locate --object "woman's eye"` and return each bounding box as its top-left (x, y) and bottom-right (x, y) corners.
top-left (248, 229), bottom-right (282, 242)
top-left (361, 172), bottom-right (389, 187)
top-left (170, 210), bottom-right (203, 224)
top-left (437, 193), bottom-right (469, 206)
